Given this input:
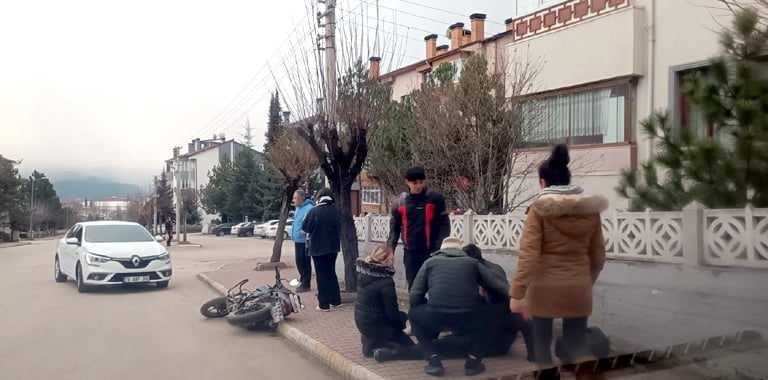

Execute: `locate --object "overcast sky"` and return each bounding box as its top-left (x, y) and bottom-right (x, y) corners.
top-left (0, 0), bottom-right (513, 188)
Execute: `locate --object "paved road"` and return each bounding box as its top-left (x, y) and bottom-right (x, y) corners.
top-left (0, 234), bottom-right (334, 380)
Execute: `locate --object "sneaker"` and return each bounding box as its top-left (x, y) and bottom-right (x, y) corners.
top-left (464, 357), bottom-right (486, 376)
top-left (424, 355), bottom-right (444, 377)
top-left (315, 306), bottom-right (330, 312)
top-left (331, 303), bottom-right (343, 309)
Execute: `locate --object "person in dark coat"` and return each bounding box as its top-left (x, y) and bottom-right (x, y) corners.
top-left (387, 167), bottom-right (450, 290)
top-left (355, 245), bottom-right (415, 357)
top-left (408, 238), bottom-right (505, 377)
top-left (301, 188), bottom-right (342, 311)
top-left (164, 220), bottom-right (173, 247)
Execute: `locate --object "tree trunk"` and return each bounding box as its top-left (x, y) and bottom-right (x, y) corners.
top-left (183, 218), bottom-right (188, 243)
top-left (271, 184), bottom-right (297, 263)
top-left (334, 181), bottom-right (359, 292)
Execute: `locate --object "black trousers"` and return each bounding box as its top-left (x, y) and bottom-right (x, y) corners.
top-left (404, 249), bottom-right (430, 290)
top-left (409, 304), bottom-right (494, 360)
top-left (312, 253), bottom-right (341, 309)
top-left (531, 316), bottom-right (588, 365)
top-left (361, 329), bottom-right (415, 357)
top-left (294, 243), bottom-right (312, 288)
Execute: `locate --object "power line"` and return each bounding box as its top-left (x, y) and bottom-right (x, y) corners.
top-left (359, 0), bottom-right (454, 27)
top-left (389, 0), bottom-right (505, 26)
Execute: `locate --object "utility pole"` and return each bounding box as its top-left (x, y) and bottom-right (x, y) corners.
top-left (174, 155), bottom-right (182, 244)
top-left (152, 176), bottom-right (158, 235)
top-left (28, 178), bottom-right (36, 240)
top-left (324, 0), bottom-right (337, 123)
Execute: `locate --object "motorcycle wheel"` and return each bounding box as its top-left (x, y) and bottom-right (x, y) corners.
top-left (226, 303), bottom-right (272, 327)
top-left (200, 296), bottom-right (229, 318)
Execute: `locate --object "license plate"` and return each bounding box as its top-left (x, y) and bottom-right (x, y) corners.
top-left (124, 275), bottom-right (150, 283)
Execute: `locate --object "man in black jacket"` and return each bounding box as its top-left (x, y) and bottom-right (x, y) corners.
top-left (408, 238), bottom-right (504, 377)
top-left (387, 167), bottom-right (450, 289)
top-left (302, 188), bottom-right (342, 311)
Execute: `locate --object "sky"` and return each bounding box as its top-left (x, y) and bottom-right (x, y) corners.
top-left (0, 0), bottom-right (514, 188)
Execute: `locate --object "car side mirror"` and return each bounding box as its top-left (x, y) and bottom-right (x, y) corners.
top-left (155, 235), bottom-right (164, 242)
top-left (65, 237), bottom-right (80, 245)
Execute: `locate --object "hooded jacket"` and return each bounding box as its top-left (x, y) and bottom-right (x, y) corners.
top-left (354, 259), bottom-right (405, 339)
top-left (292, 198), bottom-right (313, 243)
top-left (511, 189), bottom-right (608, 318)
top-left (387, 189), bottom-right (450, 252)
top-left (302, 196), bottom-right (341, 256)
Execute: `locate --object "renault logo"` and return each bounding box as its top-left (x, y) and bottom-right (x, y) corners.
top-left (131, 255), bottom-right (141, 267)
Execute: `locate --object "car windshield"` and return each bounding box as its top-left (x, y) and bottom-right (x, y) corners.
top-left (84, 225), bottom-right (154, 243)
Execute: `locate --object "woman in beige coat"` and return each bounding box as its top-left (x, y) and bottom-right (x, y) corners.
top-left (509, 144), bottom-right (607, 366)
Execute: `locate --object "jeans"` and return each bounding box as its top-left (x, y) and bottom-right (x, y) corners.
top-left (294, 243), bottom-right (312, 288)
top-left (312, 253), bottom-right (341, 309)
top-left (531, 316), bottom-right (588, 365)
top-left (404, 249), bottom-right (430, 290)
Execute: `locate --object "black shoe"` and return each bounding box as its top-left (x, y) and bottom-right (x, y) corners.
top-left (373, 348), bottom-right (396, 362)
top-left (464, 357), bottom-right (486, 376)
top-left (424, 355), bottom-right (444, 377)
top-left (363, 348), bottom-right (374, 358)
top-left (295, 286), bottom-right (311, 293)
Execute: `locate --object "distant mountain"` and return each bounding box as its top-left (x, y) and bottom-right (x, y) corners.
top-left (54, 178), bottom-right (144, 201)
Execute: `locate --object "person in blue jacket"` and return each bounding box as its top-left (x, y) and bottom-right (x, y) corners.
top-left (291, 190), bottom-right (314, 293)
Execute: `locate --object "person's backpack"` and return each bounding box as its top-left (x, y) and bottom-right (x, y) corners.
top-left (554, 326), bottom-right (610, 363)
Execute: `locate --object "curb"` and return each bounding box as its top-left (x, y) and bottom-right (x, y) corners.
top-left (196, 272), bottom-right (384, 380)
top-left (0, 242), bottom-right (32, 249)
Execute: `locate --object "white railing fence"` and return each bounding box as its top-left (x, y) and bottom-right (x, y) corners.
top-left (355, 202), bottom-right (768, 269)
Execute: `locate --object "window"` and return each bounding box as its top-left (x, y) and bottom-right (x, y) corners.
top-left (523, 81), bottom-right (632, 146)
top-left (514, 0), bottom-right (565, 17)
top-left (674, 67), bottom-right (712, 140)
top-left (362, 187), bottom-right (381, 205)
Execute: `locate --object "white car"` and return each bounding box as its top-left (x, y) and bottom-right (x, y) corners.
top-left (231, 222), bottom-right (248, 235)
top-left (54, 221), bottom-right (172, 293)
top-left (265, 220), bottom-right (293, 240)
top-left (255, 220), bottom-right (279, 239)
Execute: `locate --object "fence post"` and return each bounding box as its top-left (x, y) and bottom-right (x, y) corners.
top-left (364, 213), bottom-right (373, 243)
top-left (682, 201), bottom-right (706, 267)
top-left (462, 210), bottom-right (474, 245)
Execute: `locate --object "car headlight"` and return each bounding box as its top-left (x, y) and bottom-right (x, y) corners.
top-left (86, 252), bottom-right (111, 264)
top-left (157, 252), bottom-right (170, 261)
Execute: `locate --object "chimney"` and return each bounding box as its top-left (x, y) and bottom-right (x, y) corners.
top-left (424, 34), bottom-right (438, 59)
top-left (505, 17), bottom-right (515, 32)
top-left (436, 44), bottom-right (449, 55)
top-left (449, 22), bottom-right (464, 49)
top-left (369, 56), bottom-right (381, 79)
top-left (218, 133), bottom-right (225, 142)
top-left (195, 138), bottom-right (201, 151)
top-left (187, 142), bottom-right (195, 154)
top-left (282, 111), bottom-right (291, 124)
top-left (462, 29), bottom-right (472, 46)
top-left (470, 13), bottom-right (486, 42)
top-left (173, 147), bottom-right (180, 159)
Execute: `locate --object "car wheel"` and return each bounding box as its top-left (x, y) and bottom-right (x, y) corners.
top-left (217, 231), bottom-right (224, 237)
top-left (54, 255), bottom-right (67, 283)
top-left (156, 281), bottom-right (169, 289)
top-left (249, 231), bottom-right (254, 237)
top-left (76, 263), bottom-right (89, 293)
top-left (283, 232), bottom-right (289, 239)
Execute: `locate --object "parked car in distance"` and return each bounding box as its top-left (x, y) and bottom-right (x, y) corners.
top-left (255, 220), bottom-right (279, 239)
top-left (231, 222), bottom-right (249, 236)
top-left (54, 221), bottom-right (172, 292)
top-left (265, 220), bottom-right (293, 240)
top-left (211, 223), bottom-right (234, 236)
top-left (236, 222), bottom-right (255, 237)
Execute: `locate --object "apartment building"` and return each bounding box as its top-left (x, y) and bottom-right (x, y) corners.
top-left (374, 0), bottom-right (738, 210)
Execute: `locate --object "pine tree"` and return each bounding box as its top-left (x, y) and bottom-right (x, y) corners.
top-left (155, 171), bottom-right (175, 223)
top-left (617, 8), bottom-right (768, 210)
top-left (240, 118), bottom-right (254, 148)
top-left (264, 91), bottom-right (283, 153)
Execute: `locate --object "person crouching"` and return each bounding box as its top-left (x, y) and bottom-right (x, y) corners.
top-left (355, 245), bottom-right (415, 358)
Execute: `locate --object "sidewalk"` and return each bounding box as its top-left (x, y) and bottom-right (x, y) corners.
top-left (199, 255), bottom-right (535, 380)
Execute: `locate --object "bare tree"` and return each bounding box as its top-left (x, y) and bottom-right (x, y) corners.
top-left (718, 0), bottom-right (768, 25)
top-left (275, 0), bottom-right (404, 291)
top-left (266, 128), bottom-right (318, 263)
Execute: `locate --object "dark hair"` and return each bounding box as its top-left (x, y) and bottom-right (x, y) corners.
top-left (315, 188), bottom-right (334, 200)
top-left (405, 167), bottom-right (427, 181)
top-left (462, 244), bottom-right (484, 263)
top-left (538, 144), bottom-right (571, 187)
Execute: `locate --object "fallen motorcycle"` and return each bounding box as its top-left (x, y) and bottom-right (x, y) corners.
top-left (200, 267), bottom-right (303, 329)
